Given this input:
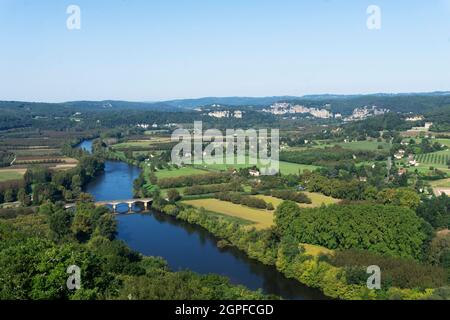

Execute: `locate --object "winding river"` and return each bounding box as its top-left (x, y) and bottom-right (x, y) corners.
top-left (81, 140), bottom-right (325, 300)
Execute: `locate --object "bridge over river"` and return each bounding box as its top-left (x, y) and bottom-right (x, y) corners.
top-left (65, 198), bottom-right (153, 213)
top-left (96, 198), bottom-right (153, 212)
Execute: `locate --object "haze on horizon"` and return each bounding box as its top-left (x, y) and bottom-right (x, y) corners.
top-left (1, 0), bottom-right (450, 102)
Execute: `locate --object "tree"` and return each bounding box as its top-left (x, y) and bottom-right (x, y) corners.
top-left (417, 194), bottom-right (450, 229)
top-left (95, 214), bottom-right (117, 240)
top-left (377, 188), bottom-right (420, 209)
top-left (3, 189), bottom-right (15, 203)
top-left (17, 188), bottom-right (31, 206)
top-left (49, 209), bottom-right (73, 242)
top-left (148, 172), bottom-right (158, 185)
top-left (283, 204), bottom-right (430, 260)
top-left (71, 174), bottom-right (82, 195)
top-left (167, 189), bottom-right (181, 203)
top-left (71, 212), bottom-right (93, 242)
top-left (274, 201), bottom-right (301, 236)
top-left (77, 192), bottom-right (94, 203)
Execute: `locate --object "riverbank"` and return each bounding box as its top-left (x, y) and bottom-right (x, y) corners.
top-left (154, 202), bottom-right (437, 300)
top-left (84, 158), bottom-right (324, 299)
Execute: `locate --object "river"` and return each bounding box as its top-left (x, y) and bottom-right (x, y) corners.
top-left (81, 140), bottom-right (325, 300)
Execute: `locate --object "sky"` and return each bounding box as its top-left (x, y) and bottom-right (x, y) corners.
top-left (0, 0), bottom-right (450, 102)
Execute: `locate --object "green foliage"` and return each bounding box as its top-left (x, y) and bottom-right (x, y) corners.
top-left (274, 201), bottom-right (301, 235)
top-left (428, 234), bottom-right (450, 270)
top-left (0, 203), bottom-right (270, 300)
top-left (328, 249), bottom-right (447, 289)
top-left (377, 188), bottom-right (421, 209)
top-left (157, 172), bottom-right (232, 189)
top-left (167, 189), bottom-right (181, 203)
top-left (48, 209), bottom-right (73, 242)
top-left (270, 189), bottom-right (311, 204)
top-left (281, 146), bottom-right (379, 166)
top-left (417, 194), bottom-right (450, 229)
top-left (184, 182), bottom-right (242, 196)
top-left (117, 272), bottom-right (269, 300)
top-left (215, 192), bottom-right (272, 210)
top-left (279, 203), bottom-right (430, 260)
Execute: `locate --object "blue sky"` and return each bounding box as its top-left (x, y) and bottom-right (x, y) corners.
top-left (1, 0), bottom-right (450, 102)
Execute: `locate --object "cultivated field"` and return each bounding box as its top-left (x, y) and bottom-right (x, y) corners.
top-left (313, 140), bottom-right (391, 151)
top-left (197, 158), bottom-right (320, 175)
top-left (430, 178), bottom-right (450, 188)
top-left (0, 169), bottom-right (25, 182)
top-left (182, 198), bottom-right (274, 230)
top-left (416, 151), bottom-right (450, 167)
top-left (154, 167), bottom-right (209, 179)
top-left (111, 138), bottom-right (172, 150)
top-left (254, 192), bottom-right (340, 209)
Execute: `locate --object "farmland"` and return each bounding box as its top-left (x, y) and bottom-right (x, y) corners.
top-left (197, 159), bottom-right (320, 175)
top-left (153, 166), bottom-right (209, 179)
top-left (0, 170), bottom-right (25, 182)
top-left (111, 138), bottom-right (172, 150)
top-left (415, 151), bottom-right (450, 167)
top-left (0, 130), bottom-right (86, 182)
top-left (254, 192), bottom-right (340, 209)
top-left (182, 198), bottom-right (274, 230)
top-left (314, 140), bottom-right (391, 151)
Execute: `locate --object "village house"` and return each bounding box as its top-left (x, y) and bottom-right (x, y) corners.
top-left (249, 169), bottom-right (261, 177)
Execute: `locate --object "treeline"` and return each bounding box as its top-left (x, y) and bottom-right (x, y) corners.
top-left (275, 202), bottom-right (431, 260)
top-left (0, 150), bottom-right (15, 167)
top-left (327, 249), bottom-right (447, 289)
top-left (270, 190), bottom-right (311, 204)
top-left (0, 180), bottom-right (26, 204)
top-left (157, 172), bottom-right (232, 189)
top-left (0, 207), bottom-right (35, 219)
top-left (426, 105), bottom-right (450, 132)
top-left (0, 203), bottom-right (269, 300)
top-left (15, 159), bottom-right (67, 165)
top-left (417, 194), bottom-right (450, 229)
top-left (154, 201), bottom-right (449, 300)
top-left (342, 113), bottom-right (412, 139)
top-left (215, 192), bottom-right (274, 210)
top-left (302, 172), bottom-right (420, 208)
top-left (184, 182), bottom-right (242, 196)
top-left (391, 138), bottom-right (445, 156)
top-left (280, 146), bottom-right (380, 167)
top-left (0, 156), bottom-right (104, 205)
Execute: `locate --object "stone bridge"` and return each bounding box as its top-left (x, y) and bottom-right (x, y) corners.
top-left (94, 198), bottom-right (153, 212)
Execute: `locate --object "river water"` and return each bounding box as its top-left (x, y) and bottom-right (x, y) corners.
top-left (81, 140), bottom-right (325, 299)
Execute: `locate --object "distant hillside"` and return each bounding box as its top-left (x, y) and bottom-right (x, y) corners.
top-left (160, 96), bottom-right (299, 108)
top-left (2, 92), bottom-right (450, 115)
top-left (160, 92), bottom-right (450, 115)
top-left (280, 92), bottom-right (450, 115)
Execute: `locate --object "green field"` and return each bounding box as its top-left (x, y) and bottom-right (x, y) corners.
top-left (196, 157), bottom-right (320, 175)
top-left (160, 187), bottom-right (186, 197)
top-left (0, 171), bottom-right (24, 182)
top-left (314, 140), bottom-right (391, 151)
top-left (112, 138), bottom-right (172, 150)
top-left (336, 140), bottom-right (391, 151)
top-left (416, 151), bottom-right (450, 167)
top-left (255, 192), bottom-right (340, 209)
top-left (430, 178), bottom-right (450, 188)
top-left (182, 198), bottom-right (274, 230)
top-left (154, 166), bottom-right (209, 179)
top-left (278, 161), bottom-right (320, 175)
top-left (436, 139), bottom-right (450, 148)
